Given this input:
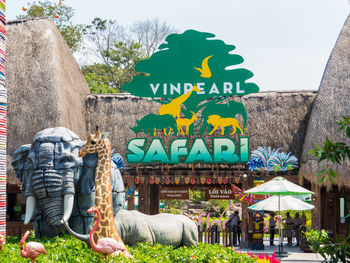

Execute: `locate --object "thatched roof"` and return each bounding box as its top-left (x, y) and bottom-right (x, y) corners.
top-left (6, 17), bottom-right (90, 184)
top-left (85, 91), bottom-right (316, 170)
top-left (299, 15), bottom-right (350, 188)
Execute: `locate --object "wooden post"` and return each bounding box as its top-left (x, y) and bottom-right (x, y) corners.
top-left (241, 174), bottom-right (249, 247)
top-left (241, 173), bottom-right (254, 248)
top-left (311, 183), bottom-right (321, 230)
top-left (127, 174), bottom-right (135, 210)
top-left (149, 183), bottom-right (160, 215)
top-left (138, 181), bottom-right (150, 214)
top-left (324, 190), bottom-right (337, 240)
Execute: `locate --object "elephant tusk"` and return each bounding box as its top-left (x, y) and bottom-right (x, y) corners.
top-left (24, 196), bottom-right (36, 225)
top-left (62, 194), bottom-right (74, 224)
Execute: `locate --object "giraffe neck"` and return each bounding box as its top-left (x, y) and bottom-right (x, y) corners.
top-left (93, 143), bottom-right (120, 241)
top-left (171, 89), bottom-right (193, 105)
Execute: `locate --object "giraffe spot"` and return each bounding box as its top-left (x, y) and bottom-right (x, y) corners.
top-left (100, 228), bottom-right (107, 237)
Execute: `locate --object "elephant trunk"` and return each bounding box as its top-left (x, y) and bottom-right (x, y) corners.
top-left (62, 219), bottom-right (90, 245)
top-left (29, 169), bottom-right (75, 230)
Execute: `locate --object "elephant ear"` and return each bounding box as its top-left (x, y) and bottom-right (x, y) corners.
top-left (110, 162), bottom-right (125, 215)
top-left (77, 153), bottom-right (98, 194)
top-left (12, 144), bottom-right (32, 183)
top-left (12, 144), bottom-right (34, 194)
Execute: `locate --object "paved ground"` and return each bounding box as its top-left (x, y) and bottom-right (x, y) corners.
top-left (235, 241), bottom-right (324, 263)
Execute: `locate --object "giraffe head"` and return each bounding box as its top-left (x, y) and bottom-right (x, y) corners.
top-left (79, 129), bottom-right (110, 158)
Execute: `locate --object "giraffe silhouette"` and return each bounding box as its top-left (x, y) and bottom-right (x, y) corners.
top-left (158, 84), bottom-right (200, 119)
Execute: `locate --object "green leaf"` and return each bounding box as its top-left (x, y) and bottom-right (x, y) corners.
top-left (318, 175), bottom-right (327, 184)
top-left (314, 169), bottom-right (326, 177)
top-left (308, 148), bottom-right (318, 155)
top-left (328, 168), bottom-right (338, 178)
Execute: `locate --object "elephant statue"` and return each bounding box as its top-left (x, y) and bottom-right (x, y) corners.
top-left (64, 209), bottom-right (199, 247)
top-left (12, 127), bottom-right (125, 238)
top-left (198, 100), bottom-right (248, 135)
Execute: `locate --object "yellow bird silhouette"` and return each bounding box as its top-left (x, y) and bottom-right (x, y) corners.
top-left (194, 55), bottom-right (213, 78)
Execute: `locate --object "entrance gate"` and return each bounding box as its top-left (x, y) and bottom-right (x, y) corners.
top-left (123, 167), bottom-right (299, 244)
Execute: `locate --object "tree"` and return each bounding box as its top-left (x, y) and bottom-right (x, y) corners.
top-left (81, 40), bottom-right (146, 93)
top-left (131, 18), bottom-right (176, 57)
top-left (81, 63), bottom-right (117, 94)
top-left (82, 32), bottom-right (147, 93)
top-left (83, 18), bottom-right (174, 93)
top-left (84, 18), bottom-right (125, 63)
top-left (84, 18), bottom-right (140, 92)
top-left (309, 115), bottom-right (350, 184)
top-left (18, 1), bottom-right (84, 53)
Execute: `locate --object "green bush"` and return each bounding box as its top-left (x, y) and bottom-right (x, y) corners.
top-left (189, 190), bottom-right (205, 204)
top-left (0, 235), bottom-right (256, 263)
top-left (160, 199), bottom-right (184, 214)
top-left (205, 199), bottom-right (229, 216)
top-left (305, 228), bottom-right (350, 263)
top-left (160, 206), bottom-right (181, 214)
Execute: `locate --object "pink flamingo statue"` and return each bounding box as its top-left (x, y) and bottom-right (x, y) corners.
top-left (87, 207), bottom-right (126, 260)
top-left (20, 231), bottom-right (47, 263)
top-left (0, 234), bottom-right (5, 250)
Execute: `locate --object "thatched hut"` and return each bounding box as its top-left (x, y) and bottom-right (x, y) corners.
top-left (299, 15), bottom-right (350, 237)
top-left (6, 17), bottom-right (89, 229)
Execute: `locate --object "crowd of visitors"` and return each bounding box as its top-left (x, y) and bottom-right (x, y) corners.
top-left (224, 210), bottom-right (307, 247)
top-left (269, 211), bottom-right (307, 246)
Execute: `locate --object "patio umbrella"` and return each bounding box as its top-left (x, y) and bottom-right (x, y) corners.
top-left (248, 195), bottom-right (315, 211)
top-left (244, 176), bottom-right (314, 254)
top-left (244, 176), bottom-right (314, 196)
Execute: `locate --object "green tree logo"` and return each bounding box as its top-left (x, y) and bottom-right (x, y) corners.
top-left (122, 29), bottom-right (259, 136)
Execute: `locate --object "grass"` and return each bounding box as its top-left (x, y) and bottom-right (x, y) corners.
top-left (0, 234), bottom-right (257, 263)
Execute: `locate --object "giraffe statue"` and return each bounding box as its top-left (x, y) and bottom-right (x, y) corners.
top-left (158, 84), bottom-right (200, 119)
top-left (79, 129), bottom-right (132, 258)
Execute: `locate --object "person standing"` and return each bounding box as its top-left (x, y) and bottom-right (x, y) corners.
top-left (269, 212), bottom-right (276, 246)
top-left (237, 217), bottom-right (242, 245)
top-left (228, 211), bottom-right (239, 245)
top-left (293, 212), bottom-right (302, 246)
top-left (285, 212), bottom-right (293, 246)
top-left (301, 211), bottom-right (307, 226)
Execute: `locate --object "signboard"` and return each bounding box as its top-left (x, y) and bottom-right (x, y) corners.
top-left (123, 29), bottom-right (259, 164)
top-left (205, 187), bottom-right (234, 199)
top-left (160, 187), bottom-right (189, 199)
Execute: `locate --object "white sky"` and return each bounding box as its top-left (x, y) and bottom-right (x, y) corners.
top-left (6, 0), bottom-right (350, 91)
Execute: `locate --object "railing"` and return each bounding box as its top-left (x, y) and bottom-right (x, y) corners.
top-left (6, 221), bottom-right (33, 237)
top-left (198, 225), bottom-right (242, 246)
top-left (197, 225), bottom-right (300, 246)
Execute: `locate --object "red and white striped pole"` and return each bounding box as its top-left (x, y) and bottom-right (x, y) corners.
top-left (0, 0), bottom-right (6, 236)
